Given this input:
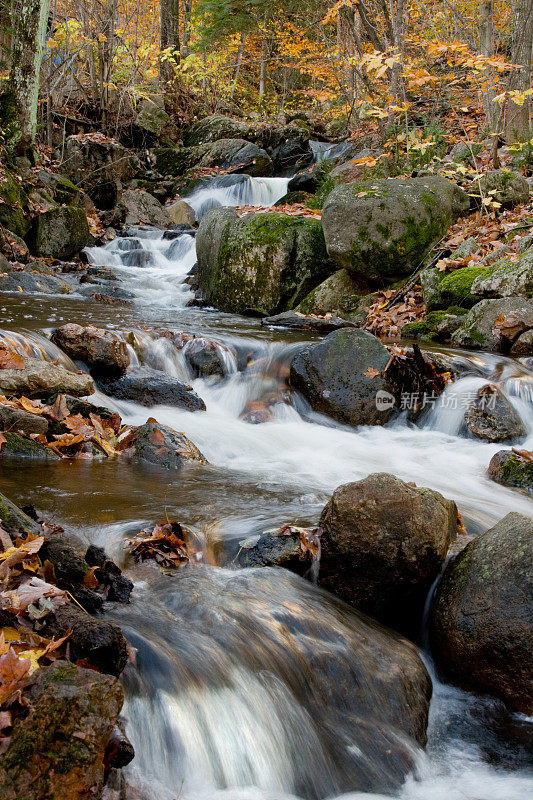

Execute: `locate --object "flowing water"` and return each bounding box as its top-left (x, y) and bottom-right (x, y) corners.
top-left (0, 174), bottom-right (532, 800)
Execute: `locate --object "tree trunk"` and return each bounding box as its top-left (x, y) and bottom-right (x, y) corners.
top-left (180, 0), bottom-right (193, 56)
top-left (8, 0), bottom-right (52, 148)
top-left (388, 0), bottom-right (405, 124)
top-left (259, 35), bottom-right (268, 98)
top-left (229, 33), bottom-right (246, 100)
top-left (506, 0), bottom-right (533, 141)
top-left (479, 1), bottom-right (500, 135)
top-left (160, 0), bottom-right (180, 83)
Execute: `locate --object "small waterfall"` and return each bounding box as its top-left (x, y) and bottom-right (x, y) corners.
top-left (310, 141), bottom-right (354, 163)
top-left (185, 175), bottom-right (289, 218)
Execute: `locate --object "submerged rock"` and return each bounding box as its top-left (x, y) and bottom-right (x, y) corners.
top-left (98, 367), bottom-right (205, 410)
top-left (0, 268), bottom-right (73, 295)
top-left (322, 176), bottom-right (469, 285)
top-left (289, 328), bottom-right (394, 426)
top-left (196, 208), bottom-right (335, 315)
top-left (131, 421), bottom-right (207, 470)
top-left (0, 490), bottom-right (40, 535)
top-left (220, 525), bottom-right (320, 577)
top-left (0, 357), bottom-right (94, 398)
top-left (52, 324), bottom-right (130, 377)
top-left (463, 385), bottom-right (526, 443)
top-left (487, 449), bottom-right (533, 496)
top-left (0, 661), bottom-right (125, 800)
top-left (319, 473), bottom-right (458, 635)
top-left (430, 512), bottom-right (533, 714)
top-left (261, 310), bottom-right (354, 332)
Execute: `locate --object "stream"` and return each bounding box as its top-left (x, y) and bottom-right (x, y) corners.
top-left (0, 172), bottom-right (532, 800)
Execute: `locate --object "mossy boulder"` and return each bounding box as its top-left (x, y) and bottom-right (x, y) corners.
top-left (289, 328), bottom-right (395, 426)
top-left (0, 661), bottom-right (125, 800)
top-left (401, 307), bottom-right (468, 341)
top-left (0, 490), bottom-right (41, 535)
top-left (471, 249), bottom-right (533, 299)
top-left (36, 171), bottom-right (80, 206)
top-left (196, 208), bottom-right (336, 315)
top-left (487, 449), bottom-right (533, 496)
top-left (452, 297), bottom-right (533, 350)
top-left (112, 189), bottom-right (171, 228)
top-left (0, 431), bottom-right (59, 461)
top-left (0, 169), bottom-right (29, 237)
top-left (430, 513), bottom-right (533, 714)
top-left (183, 115), bottom-right (253, 146)
top-left (27, 207), bottom-right (90, 259)
top-left (478, 169), bottom-right (530, 208)
top-left (153, 145), bottom-right (207, 176)
top-left (421, 265), bottom-right (491, 310)
top-left (296, 269), bottom-right (362, 316)
top-left (322, 177), bottom-right (469, 285)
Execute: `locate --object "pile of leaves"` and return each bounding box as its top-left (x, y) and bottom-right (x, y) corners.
top-left (362, 285), bottom-right (426, 339)
top-left (235, 203), bottom-right (322, 219)
top-left (0, 528), bottom-right (71, 752)
top-left (0, 393), bottom-right (137, 460)
top-left (127, 521), bottom-right (199, 569)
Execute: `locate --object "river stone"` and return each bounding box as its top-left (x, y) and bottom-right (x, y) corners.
top-left (0, 268), bottom-right (73, 295)
top-left (0, 404), bottom-right (49, 436)
top-left (182, 337), bottom-right (233, 378)
top-left (296, 269), bottom-right (362, 316)
top-left (261, 310), bottom-right (354, 332)
top-left (132, 421), bottom-right (207, 470)
top-left (487, 449), bottom-right (533, 496)
top-left (0, 490), bottom-right (41, 535)
top-left (289, 328), bottom-right (394, 426)
top-left (288, 163), bottom-right (322, 193)
top-left (167, 200), bottom-right (196, 226)
top-left (0, 357), bottom-right (94, 398)
top-left (471, 249), bottom-right (533, 299)
top-left (43, 604), bottom-right (128, 676)
top-left (220, 527), bottom-right (318, 576)
top-left (319, 473), bottom-right (458, 635)
top-left (98, 367), bottom-right (205, 411)
top-left (26, 207), bottom-right (90, 259)
top-left (430, 512), bottom-right (533, 714)
top-left (197, 138), bottom-right (273, 177)
top-left (119, 565), bottom-right (432, 794)
top-left (255, 124), bottom-right (313, 174)
top-left (463, 385), bottom-right (526, 442)
top-left (183, 115), bottom-right (253, 146)
top-left (0, 661), bottom-right (124, 800)
top-left (478, 169), bottom-right (530, 208)
top-left (322, 177), bottom-right (469, 285)
top-left (0, 432), bottom-right (59, 461)
top-left (451, 297), bottom-right (533, 350)
top-left (196, 208), bottom-right (335, 315)
top-left (52, 323), bottom-right (130, 377)
top-left (113, 190), bottom-right (171, 228)
top-left (511, 329), bottom-right (533, 356)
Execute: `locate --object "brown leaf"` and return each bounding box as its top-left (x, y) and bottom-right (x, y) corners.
top-left (0, 348), bottom-right (24, 370)
top-left (149, 428), bottom-right (165, 446)
top-left (363, 367), bottom-right (381, 379)
top-left (0, 432), bottom-right (6, 452)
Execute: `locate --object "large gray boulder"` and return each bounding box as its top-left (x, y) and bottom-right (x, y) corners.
top-left (113, 189), bottom-right (171, 228)
top-left (430, 512), bottom-right (533, 714)
top-left (126, 565), bottom-right (432, 794)
top-left (196, 208), bottom-right (336, 315)
top-left (289, 328), bottom-right (394, 426)
top-left (183, 115), bottom-right (253, 146)
top-left (197, 138), bottom-right (273, 177)
top-left (26, 207), bottom-right (90, 259)
top-left (322, 177), bottom-right (469, 284)
top-left (451, 297), bottom-right (533, 350)
top-left (471, 249), bottom-right (533, 299)
top-left (319, 473), bottom-right (458, 635)
top-left (0, 357), bottom-right (94, 398)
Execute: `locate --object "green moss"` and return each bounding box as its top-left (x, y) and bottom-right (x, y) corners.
top-left (402, 307), bottom-right (467, 341)
top-left (438, 265), bottom-right (490, 307)
top-left (0, 169), bottom-right (30, 237)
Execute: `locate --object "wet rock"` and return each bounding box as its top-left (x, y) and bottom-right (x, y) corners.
top-left (463, 385), bottom-right (526, 442)
top-left (0, 432), bottom-right (58, 461)
top-left (98, 367), bottom-right (205, 410)
top-left (430, 512), bottom-right (533, 714)
top-left (85, 545), bottom-right (134, 603)
top-left (0, 404), bottom-right (49, 436)
top-left (487, 449), bottom-right (533, 496)
top-left (0, 357), bottom-right (94, 398)
top-left (288, 163), bottom-right (322, 193)
top-left (198, 138), bottom-right (273, 177)
top-left (131, 421), bottom-right (207, 470)
top-left (452, 297), bottom-right (533, 351)
top-left (0, 268), bottom-right (73, 295)
top-left (55, 135), bottom-right (138, 208)
top-left (319, 473), bottom-right (458, 635)
top-left (113, 190), bottom-right (171, 228)
top-left (478, 169), bottom-right (530, 208)
top-left (471, 249), bottom-right (533, 299)
top-left (183, 337), bottom-right (233, 378)
top-left (0, 661), bottom-right (125, 800)
top-left (136, 565), bottom-right (432, 794)
top-left (41, 532), bottom-right (105, 612)
top-left (197, 208), bottom-right (335, 315)
top-left (183, 115), bottom-right (253, 146)
top-left (255, 124), bottom-right (313, 174)
top-left (0, 490), bottom-right (41, 535)
top-left (322, 177), bottom-right (469, 285)
top-left (167, 200), bottom-right (196, 226)
top-left (261, 310), bottom-right (355, 332)
top-left (26, 207), bottom-right (90, 260)
top-left (289, 328), bottom-right (395, 426)
top-left (52, 324), bottom-right (130, 377)
top-left (43, 604), bottom-right (128, 676)
top-left (221, 525), bottom-right (320, 577)
top-left (511, 329), bottom-right (533, 356)
top-left (296, 269), bottom-right (362, 317)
